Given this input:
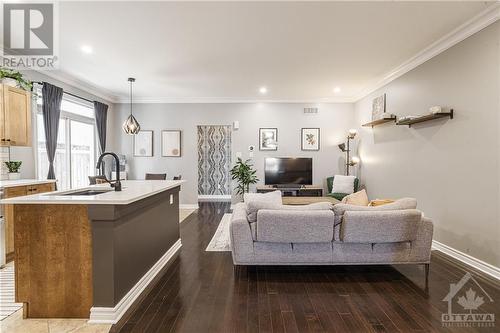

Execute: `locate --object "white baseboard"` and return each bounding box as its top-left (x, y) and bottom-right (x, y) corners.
top-left (198, 195), bottom-right (231, 202)
top-left (180, 204), bottom-right (199, 209)
top-left (88, 239), bottom-right (182, 324)
top-left (432, 240), bottom-right (500, 281)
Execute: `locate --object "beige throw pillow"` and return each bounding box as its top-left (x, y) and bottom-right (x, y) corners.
top-left (368, 199), bottom-right (395, 207)
top-left (341, 189), bottom-right (369, 206)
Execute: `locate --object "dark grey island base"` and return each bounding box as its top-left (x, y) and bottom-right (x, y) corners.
top-left (90, 187), bottom-right (180, 309)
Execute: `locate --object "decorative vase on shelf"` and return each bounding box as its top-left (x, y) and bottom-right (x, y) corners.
top-left (1, 78), bottom-right (19, 87)
top-left (8, 172), bottom-right (21, 180)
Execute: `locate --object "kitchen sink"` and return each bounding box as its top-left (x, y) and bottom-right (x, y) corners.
top-left (58, 189), bottom-right (113, 196)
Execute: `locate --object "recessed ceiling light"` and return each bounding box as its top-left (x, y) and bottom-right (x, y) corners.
top-left (333, 87), bottom-right (341, 93)
top-left (259, 86), bottom-right (268, 94)
top-left (81, 45), bottom-right (93, 54)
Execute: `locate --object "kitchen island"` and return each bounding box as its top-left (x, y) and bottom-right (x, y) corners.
top-left (0, 180), bottom-right (185, 323)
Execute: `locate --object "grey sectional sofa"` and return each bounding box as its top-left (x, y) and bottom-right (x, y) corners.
top-left (230, 198), bottom-right (433, 276)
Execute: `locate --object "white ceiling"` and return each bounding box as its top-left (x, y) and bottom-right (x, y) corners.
top-left (39, 1), bottom-right (497, 102)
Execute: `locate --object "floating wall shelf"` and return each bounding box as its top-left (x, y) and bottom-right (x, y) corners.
top-left (396, 109), bottom-right (454, 128)
top-left (362, 116), bottom-right (397, 128)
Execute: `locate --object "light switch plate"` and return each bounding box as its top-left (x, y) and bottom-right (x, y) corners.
top-left (170, 194), bottom-right (174, 204)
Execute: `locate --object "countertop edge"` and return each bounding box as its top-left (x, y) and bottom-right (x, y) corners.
top-left (0, 180), bottom-right (185, 205)
top-left (0, 179), bottom-right (57, 188)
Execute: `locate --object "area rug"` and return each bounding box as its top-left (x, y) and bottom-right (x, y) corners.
top-left (205, 213), bottom-right (232, 252)
top-left (0, 263), bottom-right (23, 321)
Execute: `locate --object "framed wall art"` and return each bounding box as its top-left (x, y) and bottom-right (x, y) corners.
top-left (134, 130), bottom-right (153, 157)
top-left (161, 130), bottom-right (182, 157)
top-left (259, 128), bottom-right (278, 151)
top-left (301, 128), bottom-right (320, 151)
top-left (372, 93), bottom-right (386, 121)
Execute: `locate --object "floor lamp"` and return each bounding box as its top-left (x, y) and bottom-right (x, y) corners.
top-left (338, 129), bottom-right (359, 176)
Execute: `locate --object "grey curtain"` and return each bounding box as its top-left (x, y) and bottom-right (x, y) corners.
top-left (94, 101), bottom-right (108, 174)
top-left (42, 82), bottom-right (63, 180)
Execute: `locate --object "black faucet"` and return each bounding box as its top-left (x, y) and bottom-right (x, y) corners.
top-left (96, 152), bottom-right (122, 191)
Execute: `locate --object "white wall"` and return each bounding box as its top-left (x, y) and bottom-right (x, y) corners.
top-left (111, 102), bottom-right (356, 205)
top-left (354, 22), bottom-right (500, 267)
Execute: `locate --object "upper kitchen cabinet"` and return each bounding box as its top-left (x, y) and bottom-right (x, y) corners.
top-left (0, 84), bottom-right (32, 146)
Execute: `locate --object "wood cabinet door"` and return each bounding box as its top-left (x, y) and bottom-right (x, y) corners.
top-left (4, 185), bottom-right (28, 257)
top-left (31, 182), bottom-right (56, 194)
top-left (3, 85), bottom-right (32, 146)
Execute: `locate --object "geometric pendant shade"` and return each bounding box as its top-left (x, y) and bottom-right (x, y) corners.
top-left (122, 114), bottom-right (141, 134)
top-left (122, 77), bottom-right (141, 135)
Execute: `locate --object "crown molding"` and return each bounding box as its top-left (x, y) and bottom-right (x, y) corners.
top-left (354, 3), bottom-right (500, 102)
top-left (38, 71), bottom-right (119, 103)
top-left (113, 96), bottom-right (356, 104)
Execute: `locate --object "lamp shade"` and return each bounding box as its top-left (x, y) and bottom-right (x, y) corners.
top-left (122, 114), bottom-right (141, 134)
top-left (122, 77), bottom-right (140, 135)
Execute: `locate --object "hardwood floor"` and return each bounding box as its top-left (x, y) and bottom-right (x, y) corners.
top-left (113, 202), bottom-right (500, 333)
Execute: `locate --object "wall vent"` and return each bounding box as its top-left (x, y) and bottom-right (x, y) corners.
top-left (303, 107), bottom-right (318, 114)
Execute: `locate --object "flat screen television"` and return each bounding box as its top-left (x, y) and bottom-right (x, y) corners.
top-left (264, 157), bottom-right (312, 186)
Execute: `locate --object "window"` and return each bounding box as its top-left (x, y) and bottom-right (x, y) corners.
top-left (37, 94), bottom-right (96, 190)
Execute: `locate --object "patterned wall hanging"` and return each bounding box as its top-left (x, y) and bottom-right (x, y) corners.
top-left (197, 125), bottom-right (232, 195)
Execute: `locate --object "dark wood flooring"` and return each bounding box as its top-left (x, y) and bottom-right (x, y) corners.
top-left (113, 202), bottom-right (500, 333)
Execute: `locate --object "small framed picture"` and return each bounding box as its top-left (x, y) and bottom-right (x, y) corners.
top-left (301, 128), bottom-right (320, 151)
top-left (259, 128), bottom-right (278, 151)
top-left (372, 93), bottom-right (386, 121)
top-left (162, 130), bottom-right (182, 157)
top-left (134, 130), bottom-right (153, 157)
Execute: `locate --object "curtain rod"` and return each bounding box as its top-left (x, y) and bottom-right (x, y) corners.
top-left (33, 81), bottom-right (95, 104)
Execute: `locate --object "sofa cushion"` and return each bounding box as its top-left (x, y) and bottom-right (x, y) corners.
top-left (256, 209), bottom-right (335, 243)
top-left (247, 201), bottom-right (332, 223)
top-left (340, 209), bottom-right (422, 243)
top-left (247, 200), bottom-right (283, 223)
top-left (341, 189), bottom-right (369, 206)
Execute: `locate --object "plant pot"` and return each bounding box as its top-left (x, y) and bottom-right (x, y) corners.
top-left (8, 172), bottom-right (21, 180)
top-left (1, 78), bottom-right (19, 88)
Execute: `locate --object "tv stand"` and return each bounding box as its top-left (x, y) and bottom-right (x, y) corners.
top-left (257, 185), bottom-right (323, 197)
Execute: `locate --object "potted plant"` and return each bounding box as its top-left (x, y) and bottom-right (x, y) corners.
top-left (4, 161), bottom-right (22, 180)
top-left (0, 67), bottom-right (33, 91)
top-left (230, 158), bottom-right (259, 200)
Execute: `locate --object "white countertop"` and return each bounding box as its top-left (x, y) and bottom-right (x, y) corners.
top-left (0, 180), bottom-right (185, 205)
top-left (0, 179), bottom-right (57, 188)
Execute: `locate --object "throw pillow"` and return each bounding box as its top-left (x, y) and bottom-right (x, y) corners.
top-left (341, 189), bottom-right (369, 206)
top-left (368, 199), bottom-right (395, 207)
top-left (331, 175), bottom-right (356, 194)
top-left (244, 190), bottom-right (282, 206)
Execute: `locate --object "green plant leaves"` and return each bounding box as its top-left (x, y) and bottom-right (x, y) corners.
top-left (4, 161), bottom-right (22, 173)
top-left (230, 157), bottom-right (259, 195)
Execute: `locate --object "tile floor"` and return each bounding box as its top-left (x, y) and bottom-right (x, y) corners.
top-left (0, 309), bottom-right (111, 333)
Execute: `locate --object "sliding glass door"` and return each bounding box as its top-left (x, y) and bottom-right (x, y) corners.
top-left (37, 95), bottom-right (96, 190)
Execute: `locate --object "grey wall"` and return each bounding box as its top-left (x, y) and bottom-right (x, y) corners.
top-left (111, 103), bottom-right (356, 205)
top-left (7, 71), bottom-right (115, 179)
top-left (354, 22), bottom-right (500, 267)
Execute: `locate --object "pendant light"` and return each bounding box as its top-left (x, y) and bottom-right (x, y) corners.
top-left (122, 77), bottom-right (141, 135)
